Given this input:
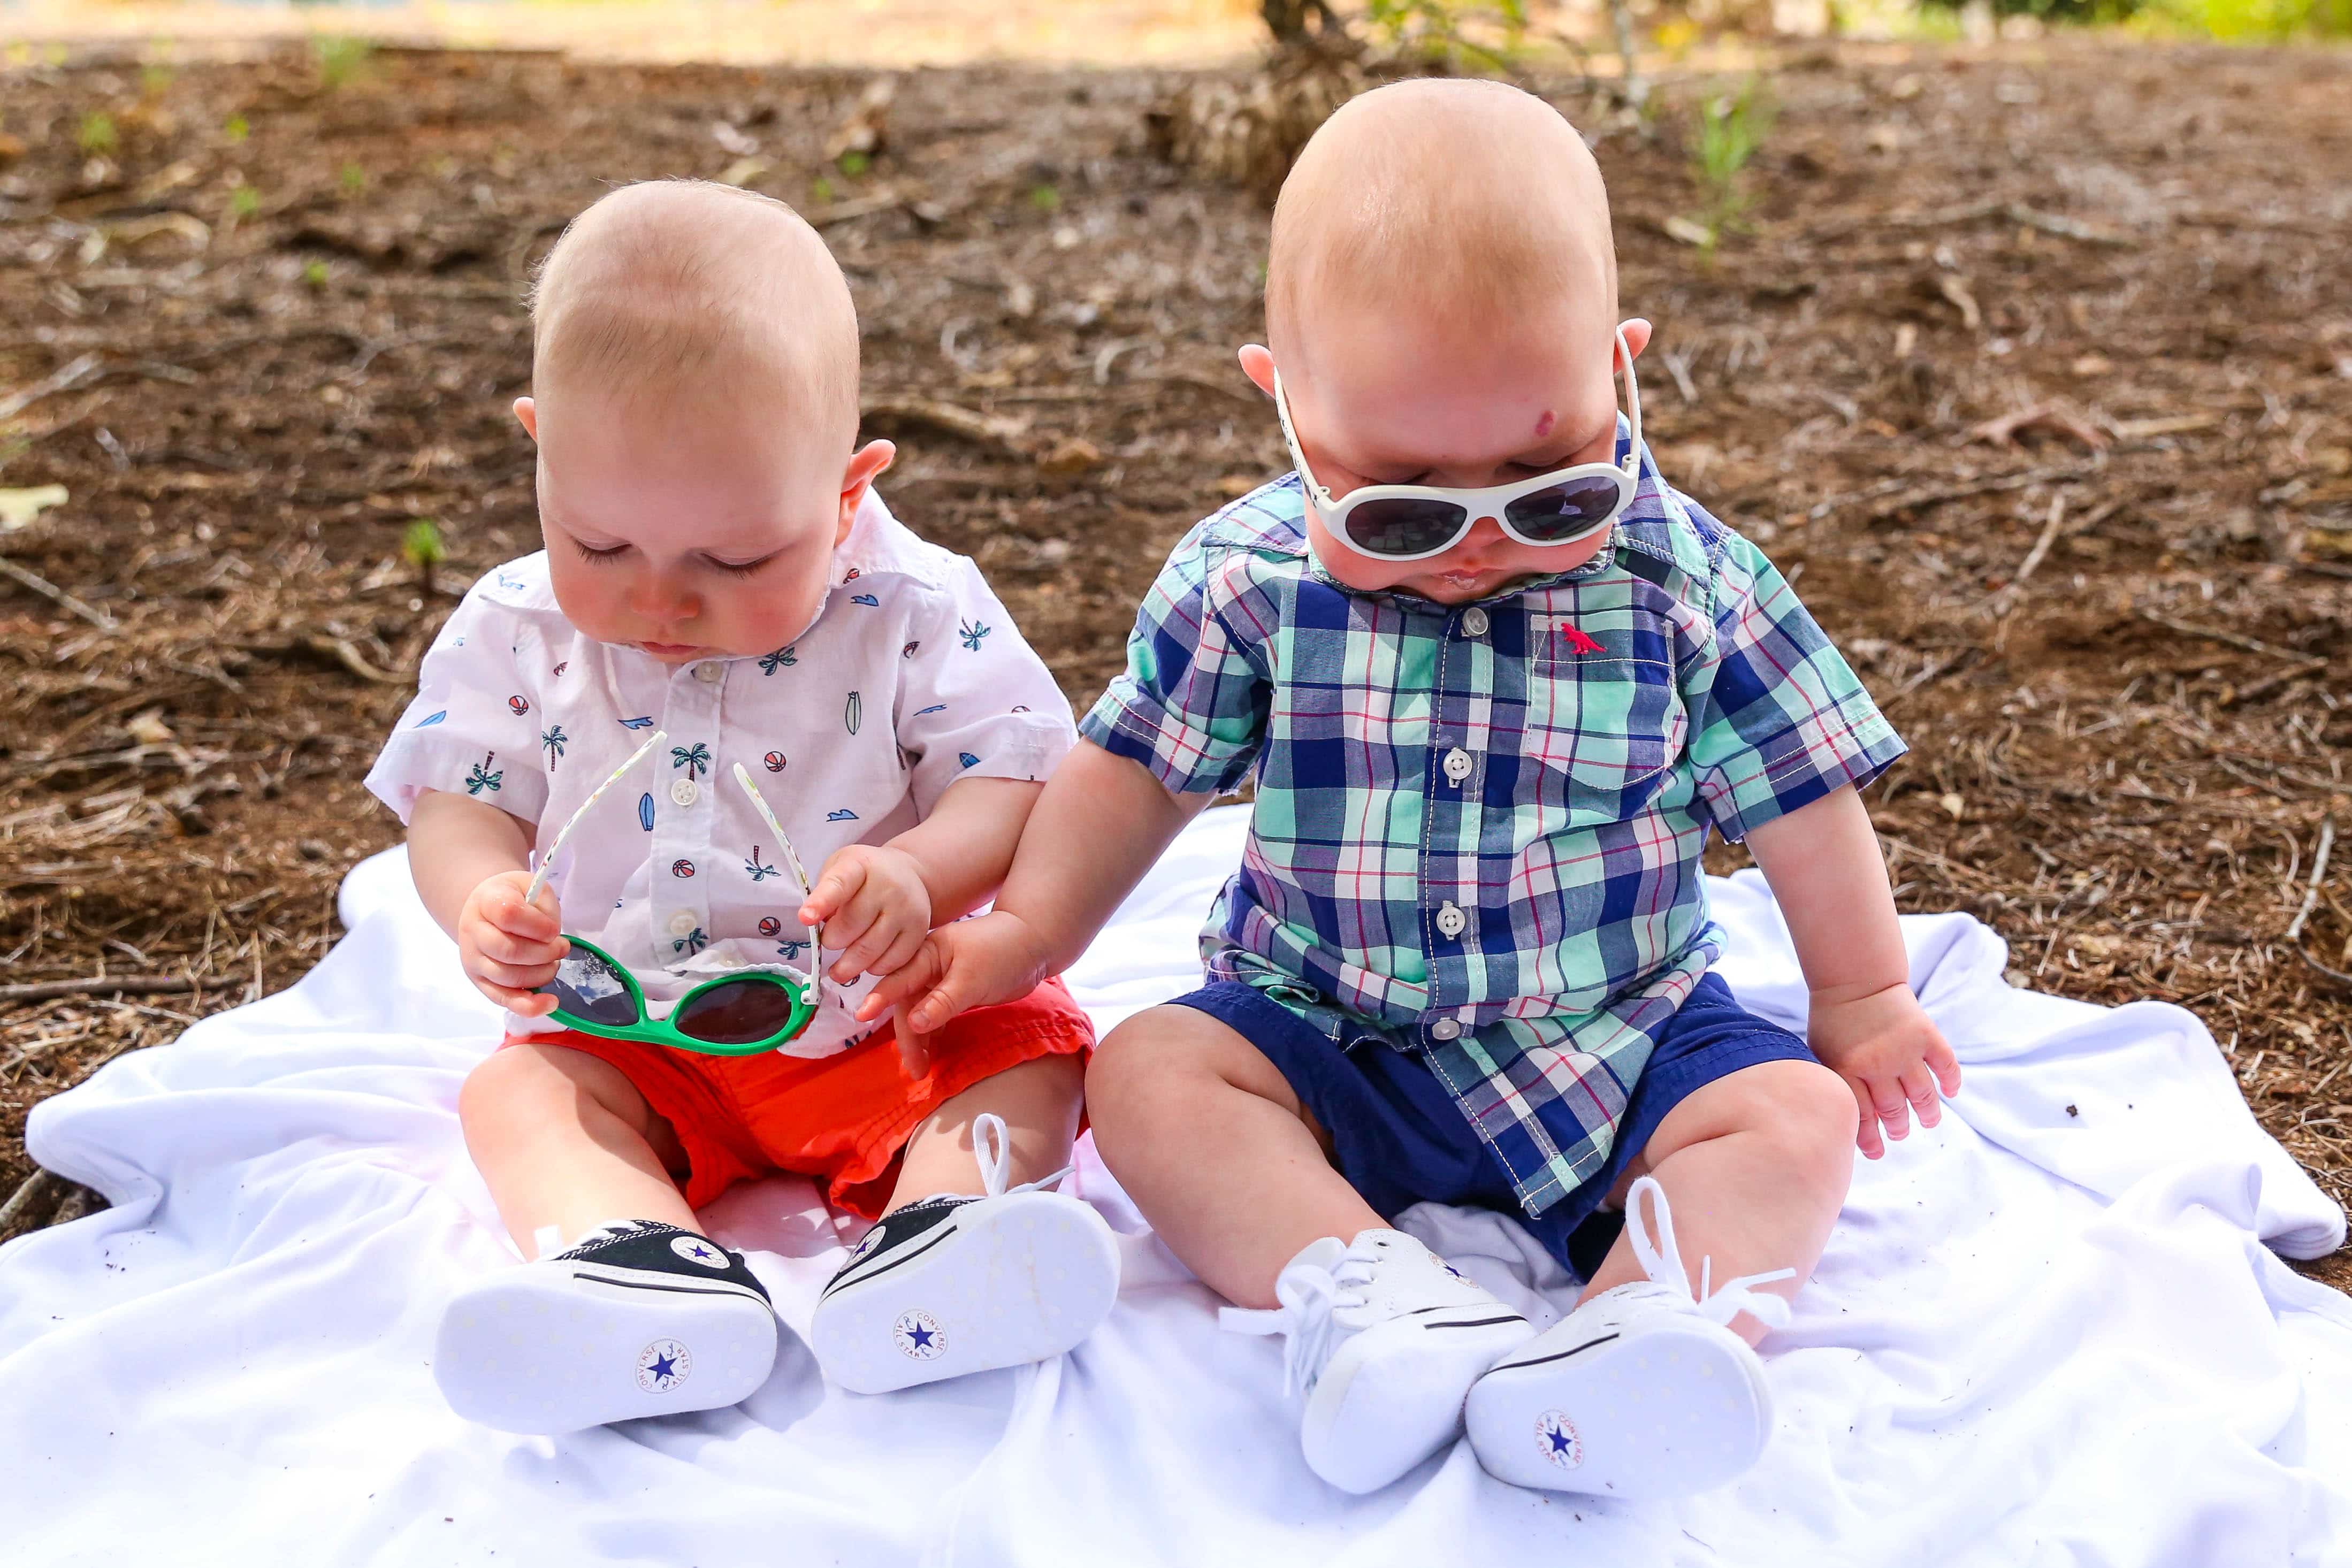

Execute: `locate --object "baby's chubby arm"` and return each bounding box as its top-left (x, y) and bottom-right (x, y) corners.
top-left (408, 789), bottom-right (565, 1019)
top-left (1744, 785), bottom-right (1961, 1160)
top-left (862, 741), bottom-right (1210, 1047)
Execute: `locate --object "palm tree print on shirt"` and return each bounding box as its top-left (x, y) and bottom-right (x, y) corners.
top-left (958, 619), bottom-right (992, 652)
top-left (670, 742), bottom-right (712, 777)
top-left (541, 725), bottom-right (567, 771)
top-left (745, 847), bottom-right (779, 883)
top-left (759, 646), bottom-right (798, 676)
top-left (465, 751), bottom-right (503, 796)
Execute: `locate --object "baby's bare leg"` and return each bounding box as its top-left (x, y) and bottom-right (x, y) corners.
top-left (1086, 1005), bottom-right (1384, 1310)
top-left (888, 1051), bottom-right (1085, 1208)
top-left (1579, 1058), bottom-right (1858, 1342)
top-left (458, 1043), bottom-right (698, 1255)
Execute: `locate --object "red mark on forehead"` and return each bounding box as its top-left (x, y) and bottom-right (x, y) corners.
top-left (1533, 409), bottom-right (1557, 438)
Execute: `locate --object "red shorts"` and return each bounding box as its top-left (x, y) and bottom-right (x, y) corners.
top-left (499, 978), bottom-right (1093, 1219)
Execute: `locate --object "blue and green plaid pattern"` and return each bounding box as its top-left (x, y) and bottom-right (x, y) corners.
top-left (1080, 434), bottom-right (1906, 1217)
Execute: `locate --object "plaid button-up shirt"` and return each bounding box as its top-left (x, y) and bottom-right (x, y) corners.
top-left (1080, 438), bottom-right (1905, 1217)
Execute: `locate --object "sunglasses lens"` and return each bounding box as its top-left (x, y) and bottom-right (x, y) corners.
top-left (1340, 496), bottom-right (1470, 559)
top-left (543, 949), bottom-right (639, 1028)
top-left (1504, 476), bottom-right (1625, 541)
top-left (672, 977), bottom-right (800, 1046)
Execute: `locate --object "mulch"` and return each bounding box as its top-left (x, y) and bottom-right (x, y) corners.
top-left (1, 37), bottom-right (2346, 1286)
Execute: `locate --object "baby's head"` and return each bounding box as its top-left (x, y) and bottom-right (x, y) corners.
top-left (1244, 80), bottom-right (1649, 605)
top-left (518, 180), bottom-right (890, 663)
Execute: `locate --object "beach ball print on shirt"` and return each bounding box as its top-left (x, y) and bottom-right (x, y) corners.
top-left (762, 751), bottom-right (786, 773)
top-left (758, 916), bottom-right (783, 937)
top-left (672, 860), bottom-right (697, 879)
top-left (508, 695), bottom-right (530, 716)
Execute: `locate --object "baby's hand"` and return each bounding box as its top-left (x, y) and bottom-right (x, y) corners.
top-left (1807, 982), bottom-right (1961, 1160)
top-left (459, 870), bottom-right (567, 1018)
top-left (801, 845), bottom-right (933, 990)
top-left (859, 912), bottom-right (1055, 1078)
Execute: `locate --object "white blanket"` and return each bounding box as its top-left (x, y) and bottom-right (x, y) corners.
top-left (5, 805), bottom-right (2350, 1567)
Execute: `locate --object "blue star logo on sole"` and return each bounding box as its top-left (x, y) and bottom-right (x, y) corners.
top-left (1536, 1410), bottom-right (1582, 1470)
top-left (636, 1337), bottom-right (693, 1394)
top-left (892, 1309), bottom-right (946, 1360)
top-left (669, 1235), bottom-right (729, 1269)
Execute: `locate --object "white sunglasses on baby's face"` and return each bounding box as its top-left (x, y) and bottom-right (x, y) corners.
top-left (1271, 324), bottom-right (1646, 564)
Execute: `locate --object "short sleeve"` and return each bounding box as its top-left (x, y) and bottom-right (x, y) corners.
top-left (363, 586), bottom-right (551, 828)
top-left (1077, 526), bottom-right (1269, 796)
top-left (1679, 527), bottom-right (1906, 842)
top-left (894, 559), bottom-right (1076, 816)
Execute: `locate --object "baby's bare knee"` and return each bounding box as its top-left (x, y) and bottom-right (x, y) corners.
top-left (1085, 1008), bottom-right (1228, 1159)
top-left (1759, 1060), bottom-right (1859, 1196)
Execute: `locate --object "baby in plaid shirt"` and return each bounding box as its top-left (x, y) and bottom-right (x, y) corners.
top-left (871, 80), bottom-right (1960, 1497)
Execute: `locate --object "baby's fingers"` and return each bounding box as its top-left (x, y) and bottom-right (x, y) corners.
top-left (801, 858), bottom-right (866, 927)
top-left (471, 953), bottom-right (562, 993)
top-left (483, 881), bottom-right (561, 942)
top-left (861, 939), bottom-right (950, 1025)
top-left (474, 923), bottom-right (568, 968)
top-left (1845, 1073), bottom-right (1887, 1160)
top-left (1927, 1030), bottom-right (1963, 1098)
top-left (1899, 1062), bottom-right (1943, 1128)
top-left (1868, 1074), bottom-right (1913, 1144)
top-left (896, 1027), bottom-right (932, 1080)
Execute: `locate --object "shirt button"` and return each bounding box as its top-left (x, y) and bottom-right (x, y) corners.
top-left (670, 778), bottom-right (699, 807)
top-left (1443, 747), bottom-right (1474, 784)
top-left (667, 911), bottom-right (699, 937)
top-left (692, 660), bottom-right (724, 684)
top-left (1429, 1017), bottom-right (1463, 1042)
top-left (1435, 901), bottom-right (1467, 939)
top-left (1460, 607), bottom-right (1490, 638)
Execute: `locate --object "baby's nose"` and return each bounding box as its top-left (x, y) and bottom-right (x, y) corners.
top-left (630, 573), bottom-right (699, 622)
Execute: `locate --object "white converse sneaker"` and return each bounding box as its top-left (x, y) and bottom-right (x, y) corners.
top-left (811, 1114), bottom-right (1119, 1395)
top-left (1465, 1176), bottom-right (1792, 1497)
top-left (434, 1220), bottom-right (781, 1434)
top-left (1221, 1228), bottom-right (1535, 1494)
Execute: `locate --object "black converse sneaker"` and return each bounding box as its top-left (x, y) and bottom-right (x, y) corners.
top-left (434, 1221), bottom-right (781, 1434)
top-left (810, 1114), bottom-right (1119, 1395)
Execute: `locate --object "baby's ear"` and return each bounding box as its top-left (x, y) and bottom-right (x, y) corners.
top-left (838, 439), bottom-right (896, 539)
top-left (1615, 320), bottom-right (1655, 367)
top-left (514, 396), bottom-right (539, 441)
top-left (1236, 345), bottom-right (1278, 399)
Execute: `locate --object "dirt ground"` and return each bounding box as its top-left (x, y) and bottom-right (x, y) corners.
top-left (1, 37), bottom-right (2347, 1285)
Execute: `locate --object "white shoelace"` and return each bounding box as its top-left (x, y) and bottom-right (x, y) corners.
top-left (1218, 1243), bottom-right (1379, 1396)
top-left (1622, 1174), bottom-right (1796, 1331)
top-left (965, 1111), bottom-right (1072, 1202)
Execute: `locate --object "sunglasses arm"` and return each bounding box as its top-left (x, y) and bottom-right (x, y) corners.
top-left (732, 763), bottom-right (823, 1011)
top-left (524, 729), bottom-right (669, 907)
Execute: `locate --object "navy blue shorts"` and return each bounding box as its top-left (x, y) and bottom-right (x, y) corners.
top-left (1166, 973), bottom-right (1819, 1279)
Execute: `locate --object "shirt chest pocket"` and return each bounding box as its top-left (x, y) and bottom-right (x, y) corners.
top-left (1519, 645), bottom-right (1686, 823)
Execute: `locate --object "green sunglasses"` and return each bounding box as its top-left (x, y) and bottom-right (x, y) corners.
top-left (524, 730), bottom-right (823, 1056)
top-left (540, 934), bottom-right (816, 1057)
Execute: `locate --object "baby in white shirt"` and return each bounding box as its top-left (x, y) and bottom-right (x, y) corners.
top-left (365, 180), bottom-right (1115, 1434)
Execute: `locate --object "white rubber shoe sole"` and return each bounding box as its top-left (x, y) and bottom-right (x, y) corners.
top-left (435, 1260), bottom-right (780, 1434)
top-left (1465, 1309), bottom-right (1771, 1497)
top-left (812, 1190), bottom-right (1119, 1395)
top-left (1302, 1308), bottom-right (1536, 1494)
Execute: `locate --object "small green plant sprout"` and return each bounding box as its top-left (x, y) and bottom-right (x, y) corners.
top-left (402, 518), bottom-right (447, 597)
top-left (314, 35), bottom-right (373, 92)
top-left (837, 149), bottom-right (870, 179)
top-left (810, 174), bottom-right (836, 205)
top-left (1364, 0), bottom-right (1528, 67)
top-left (1029, 182), bottom-right (1062, 212)
top-left (339, 162), bottom-right (367, 197)
top-left (303, 258), bottom-right (330, 290)
top-left (223, 111), bottom-right (249, 143)
top-left (77, 112), bottom-right (119, 156)
top-left (230, 184), bottom-right (262, 220)
top-left (141, 62), bottom-right (175, 100)
top-left (1681, 77), bottom-right (1777, 255)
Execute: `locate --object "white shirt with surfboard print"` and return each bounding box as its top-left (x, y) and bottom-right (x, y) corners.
top-left (364, 489), bottom-right (1075, 1058)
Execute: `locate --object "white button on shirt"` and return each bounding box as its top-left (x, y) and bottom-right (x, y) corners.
top-left (1435, 901), bottom-right (1467, 939)
top-left (1428, 1017), bottom-right (1463, 1041)
top-left (1460, 607), bottom-right (1490, 638)
top-left (364, 491), bottom-right (1075, 1059)
top-left (1442, 747), bottom-right (1473, 785)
